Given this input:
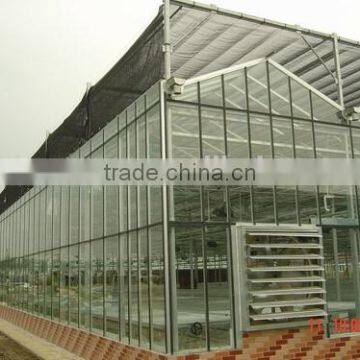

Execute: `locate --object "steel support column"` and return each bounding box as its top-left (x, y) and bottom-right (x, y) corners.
top-left (333, 33), bottom-right (345, 108)
top-left (160, 81), bottom-right (173, 353)
top-left (163, 0), bottom-right (172, 80)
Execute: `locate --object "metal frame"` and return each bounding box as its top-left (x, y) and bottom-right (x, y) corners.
top-left (163, 0), bottom-right (172, 80)
top-left (333, 34), bottom-right (345, 108)
top-left (180, 58), bottom-right (343, 111)
top-left (160, 80), bottom-right (172, 353)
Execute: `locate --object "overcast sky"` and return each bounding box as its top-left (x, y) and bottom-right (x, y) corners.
top-left (1, 0), bottom-right (360, 159)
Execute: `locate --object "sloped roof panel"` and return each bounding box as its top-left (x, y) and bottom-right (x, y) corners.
top-left (169, 0), bottom-right (360, 108)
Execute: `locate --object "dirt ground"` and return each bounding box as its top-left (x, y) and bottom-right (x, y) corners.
top-left (0, 332), bottom-right (40, 360)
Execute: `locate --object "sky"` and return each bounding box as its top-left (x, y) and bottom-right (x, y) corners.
top-left (0, 0), bottom-right (360, 159)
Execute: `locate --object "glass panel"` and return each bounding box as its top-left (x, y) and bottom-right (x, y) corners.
top-left (34, 192), bottom-right (40, 254)
top-left (138, 186), bottom-right (147, 228)
top-left (247, 62), bottom-right (269, 113)
top-left (69, 245), bottom-right (79, 326)
top-left (119, 112), bottom-right (126, 133)
top-left (312, 93), bottom-right (339, 123)
top-left (276, 187), bottom-right (298, 224)
top-left (46, 187), bottom-right (53, 251)
top-left (200, 76), bottom-right (222, 108)
top-left (128, 122), bottom-right (136, 159)
top-left (250, 114), bottom-right (272, 158)
top-left (91, 131), bottom-right (104, 154)
top-left (203, 186), bottom-right (227, 222)
top-left (60, 247), bottom-right (69, 323)
top-left (80, 139), bottom-right (91, 158)
top-left (91, 186), bottom-right (104, 240)
top-left (297, 186), bottom-right (318, 224)
top-left (28, 255), bottom-right (34, 313)
top-left (315, 124), bottom-right (353, 220)
top-left (291, 79), bottom-right (311, 119)
top-left (119, 128), bottom-right (127, 159)
top-left (39, 190), bottom-right (46, 252)
top-left (44, 251), bottom-right (52, 318)
top-left (136, 95), bottom-right (145, 116)
top-left (29, 198), bottom-right (34, 255)
top-left (146, 83), bottom-right (160, 109)
top-left (205, 225), bottom-right (231, 350)
top-left (80, 187), bottom-right (91, 242)
top-left (91, 143), bottom-right (104, 241)
top-left (120, 233), bottom-right (129, 341)
top-left (293, 120), bottom-right (318, 223)
top-left (20, 257), bottom-right (28, 310)
top-left (269, 64), bottom-right (291, 117)
top-left (228, 186), bottom-right (252, 223)
top-left (104, 118), bottom-right (118, 143)
top-left (315, 123), bottom-right (351, 158)
top-left (149, 186), bottom-right (162, 225)
top-left (105, 236), bottom-right (119, 339)
top-left (324, 228), bottom-right (360, 334)
top-left (105, 186), bottom-right (119, 237)
top-left (61, 187), bottom-right (69, 247)
top-left (174, 225), bottom-right (206, 352)
top-left (69, 187), bottom-right (80, 244)
top-left (224, 69), bottom-right (246, 110)
top-left (273, 117), bottom-right (293, 158)
top-left (201, 107), bottom-right (225, 157)
top-left (226, 110), bottom-right (248, 158)
top-left (253, 186), bottom-right (275, 223)
top-left (130, 231), bottom-right (139, 345)
top-left (149, 225), bottom-right (165, 353)
top-left (53, 187), bottom-right (61, 249)
top-left (272, 117), bottom-right (297, 223)
top-left (91, 239), bottom-right (104, 334)
top-left (52, 249), bottom-right (60, 320)
top-left (105, 135), bottom-right (118, 158)
top-left (147, 105), bottom-right (161, 158)
top-left (170, 103), bottom-right (199, 158)
top-left (138, 115), bottom-right (146, 158)
top-left (127, 103), bottom-right (136, 124)
top-left (119, 186), bottom-right (128, 233)
top-left (173, 186), bottom-right (201, 221)
top-left (80, 242), bottom-right (90, 329)
top-left (129, 186), bottom-right (137, 230)
top-left (139, 229), bottom-right (150, 348)
top-left (352, 126), bottom-right (360, 158)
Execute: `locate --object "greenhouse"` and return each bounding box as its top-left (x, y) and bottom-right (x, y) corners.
top-left (1, 0), bottom-right (360, 357)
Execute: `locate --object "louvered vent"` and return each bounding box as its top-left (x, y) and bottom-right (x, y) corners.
top-left (232, 225), bottom-right (327, 331)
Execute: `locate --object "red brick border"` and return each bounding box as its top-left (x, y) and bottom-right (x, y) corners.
top-left (1, 305), bottom-right (360, 359)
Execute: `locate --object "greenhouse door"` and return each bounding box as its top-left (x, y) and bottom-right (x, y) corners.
top-left (323, 227), bottom-right (360, 335)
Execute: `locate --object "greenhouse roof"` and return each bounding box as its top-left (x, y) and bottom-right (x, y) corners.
top-left (170, 0), bottom-right (360, 108)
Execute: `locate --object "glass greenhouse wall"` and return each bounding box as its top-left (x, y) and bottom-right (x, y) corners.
top-left (0, 83), bottom-right (167, 353)
top-left (1, 59), bottom-right (360, 354)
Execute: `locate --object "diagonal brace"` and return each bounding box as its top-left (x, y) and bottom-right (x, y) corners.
top-left (297, 31), bottom-right (337, 84)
